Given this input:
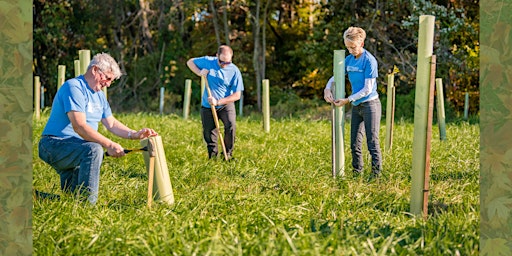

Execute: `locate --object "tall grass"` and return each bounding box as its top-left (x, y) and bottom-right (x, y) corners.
top-left (32, 112), bottom-right (479, 255)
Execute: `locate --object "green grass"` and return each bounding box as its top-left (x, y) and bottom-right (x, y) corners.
top-left (32, 111), bottom-right (479, 255)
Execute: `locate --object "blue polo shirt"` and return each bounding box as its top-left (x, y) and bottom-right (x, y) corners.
top-left (42, 75), bottom-right (112, 139)
top-left (346, 49), bottom-right (379, 105)
top-left (193, 56), bottom-right (244, 108)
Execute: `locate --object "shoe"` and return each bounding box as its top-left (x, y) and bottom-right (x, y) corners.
top-left (208, 152), bottom-right (218, 159)
top-left (352, 171), bottom-right (363, 179)
top-left (367, 172), bottom-right (381, 182)
top-left (220, 152), bottom-right (234, 161)
top-left (34, 190), bottom-right (61, 200)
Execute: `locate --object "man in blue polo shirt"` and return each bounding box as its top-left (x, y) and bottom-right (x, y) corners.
top-left (186, 45), bottom-right (244, 160)
top-left (38, 53), bottom-right (158, 204)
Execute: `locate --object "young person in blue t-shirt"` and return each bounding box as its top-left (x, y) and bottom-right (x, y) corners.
top-left (38, 53), bottom-right (158, 204)
top-left (186, 45), bottom-right (244, 160)
top-left (324, 27), bottom-right (383, 180)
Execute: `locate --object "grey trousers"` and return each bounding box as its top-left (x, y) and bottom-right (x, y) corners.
top-left (200, 103), bottom-right (237, 158)
top-left (350, 98), bottom-right (383, 174)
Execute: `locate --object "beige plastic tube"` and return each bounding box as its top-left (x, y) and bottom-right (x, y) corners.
top-left (435, 78), bottom-right (447, 140)
top-left (385, 73), bottom-right (396, 153)
top-left (58, 65), bottom-right (66, 90)
top-left (74, 60), bottom-right (80, 77)
top-left (262, 79), bottom-right (270, 133)
top-left (183, 79), bottom-right (192, 119)
top-left (34, 76), bottom-right (41, 120)
top-left (140, 136), bottom-right (175, 205)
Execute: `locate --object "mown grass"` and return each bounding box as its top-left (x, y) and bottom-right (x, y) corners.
top-left (32, 111), bottom-right (479, 255)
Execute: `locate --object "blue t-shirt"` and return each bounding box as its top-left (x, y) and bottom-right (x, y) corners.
top-left (193, 56), bottom-right (244, 108)
top-left (42, 75), bottom-right (112, 139)
top-left (346, 49), bottom-right (379, 105)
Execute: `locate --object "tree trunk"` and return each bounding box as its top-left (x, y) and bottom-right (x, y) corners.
top-left (222, 0), bottom-right (231, 45)
top-left (252, 0), bottom-right (262, 110)
top-left (262, 0), bottom-right (270, 81)
top-left (209, 0), bottom-right (222, 46)
top-left (139, 0), bottom-right (154, 53)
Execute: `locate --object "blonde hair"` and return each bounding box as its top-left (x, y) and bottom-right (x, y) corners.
top-left (87, 53), bottom-right (122, 80)
top-left (343, 27), bottom-right (366, 44)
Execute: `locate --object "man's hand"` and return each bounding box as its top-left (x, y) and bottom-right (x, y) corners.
top-left (199, 69), bottom-right (209, 77)
top-left (106, 142), bottom-right (125, 158)
top-left (131, 128), bottom-right (158, 140)
top-left (208, 96), bottom-right (218, 106)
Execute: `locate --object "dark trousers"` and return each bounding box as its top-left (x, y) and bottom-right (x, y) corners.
top-left (200, 103), bottom-right (237, 158)
top-left (350, 98), bottom-right (383, 173)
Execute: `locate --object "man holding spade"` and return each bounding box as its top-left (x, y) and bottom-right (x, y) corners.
top-left (38, 53), bottom-right (158, 204)
top-left (187, 45), bottom-right (244, 160)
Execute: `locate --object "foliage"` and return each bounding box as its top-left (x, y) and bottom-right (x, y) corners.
top-left (32, 112), bottom-right (479, 255)
top-left (480, 0), bottom-right (512, 254)
top-left (33, 0), bottom-right (479, 115)
top-left (401, 0), bottom-right (479, 114)
top-left (290, 0), bottom-right (479, 114)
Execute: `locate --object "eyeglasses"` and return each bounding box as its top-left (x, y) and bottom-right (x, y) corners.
top-left (97, 68), bottom-right (113, 82)
top-left (219, 60), bottom-right (231, 66)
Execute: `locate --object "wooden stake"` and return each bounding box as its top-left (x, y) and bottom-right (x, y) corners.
top-left (331, 84), bottom-right (336, 178)
top-left (423, 55), bottom-right (437, 218)
top-left (147, 139), bottom-right (156, 208)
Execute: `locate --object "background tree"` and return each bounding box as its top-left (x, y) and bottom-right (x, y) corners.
top-left (33, 0), bottom-right (479, 119)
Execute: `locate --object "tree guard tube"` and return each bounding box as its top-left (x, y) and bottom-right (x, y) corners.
top-left (140, 136), bottom-right (175, 205)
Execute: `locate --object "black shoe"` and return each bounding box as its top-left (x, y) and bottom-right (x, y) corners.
top-left (208, 152), bottom-right (218, 159)
top-left (220, 152), bottom-right (234, 161)
top-left (352, 171), bottom-right (363, 179)
top-left (367, 172), bottom-right (381, 182)
top-left (34, 190), bottom-right (61, 200)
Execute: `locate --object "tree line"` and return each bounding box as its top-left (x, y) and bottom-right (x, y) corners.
top-left (33, 0), bottom-right (479, 117)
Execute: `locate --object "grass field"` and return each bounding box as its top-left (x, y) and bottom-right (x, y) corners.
top-left (32, 111), bottom-right (479, 255)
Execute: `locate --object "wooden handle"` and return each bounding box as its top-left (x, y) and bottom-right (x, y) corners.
top-left (203, 76), bottom-right (229, 161)
top-left (147, 156), bottom-right (155, 208)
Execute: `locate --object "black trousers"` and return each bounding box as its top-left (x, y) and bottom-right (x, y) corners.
top-left (200, 103), bottom-right (237, 158)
